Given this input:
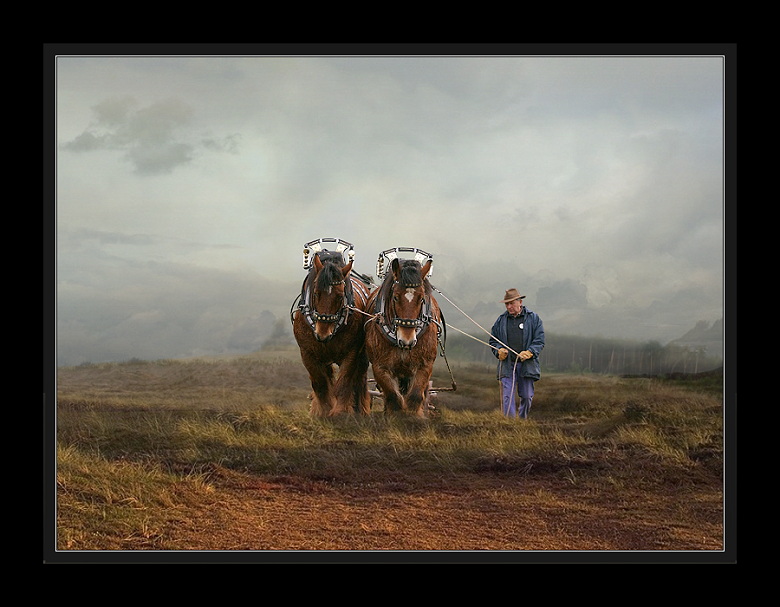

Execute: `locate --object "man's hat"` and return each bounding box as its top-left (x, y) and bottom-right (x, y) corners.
top-left (501, 288), bottom-right (526, 303)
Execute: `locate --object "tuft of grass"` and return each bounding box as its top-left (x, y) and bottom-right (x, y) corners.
top-left (56, 444), bottom-right (214, 550)
top-left (55, 359), bottom-right (723, 548)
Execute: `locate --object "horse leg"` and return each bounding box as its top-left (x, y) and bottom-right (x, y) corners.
top-left (405, 366), bottom-right (434, 417)
top-left (304, 358), bottom-right (336, 417)
top-left (356, 356), bottom-right (372, 415)
top-left (372, 365), bottom-right (404, 414)
top-left (331, 356), bottom-right (358, 416)
top-left (352, 348), bottom-right (371, 415)
top-left (334, 348), bottom-right (371, 415)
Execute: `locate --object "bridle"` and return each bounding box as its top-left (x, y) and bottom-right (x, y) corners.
top-left (299, 272), bottom-right (352, 338)
top-left (372, 277), bottom-right (440, 350)
top-left (310, 276), bottom-right (346, 325)
top-left (295, 266), bottom-right (370, 341)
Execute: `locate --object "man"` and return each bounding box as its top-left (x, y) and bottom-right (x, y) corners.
top-left (489, 288), bottom-right (545, 419)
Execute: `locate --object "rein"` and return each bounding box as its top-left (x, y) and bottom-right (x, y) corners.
top-left (430, 284), bottom-right (521, 359)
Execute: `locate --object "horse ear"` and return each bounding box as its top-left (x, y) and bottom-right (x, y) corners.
top-left (421, 259), bottom-right (432, 280)
top-left (314, 253), bottom-right (323, 271)
top-left (391, 258), bottom-right (401, 279)
top-left (342, 260), bottom-right (353, 277)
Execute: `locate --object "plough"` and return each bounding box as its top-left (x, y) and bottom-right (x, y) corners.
top-left (367, 378), bottom-right (456, 416)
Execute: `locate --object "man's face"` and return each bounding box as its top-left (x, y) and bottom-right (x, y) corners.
top-left (505, 298), bottom-right (523, 316)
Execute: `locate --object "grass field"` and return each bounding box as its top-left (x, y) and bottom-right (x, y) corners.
top-left (47, 350), bottom-right (730, 562)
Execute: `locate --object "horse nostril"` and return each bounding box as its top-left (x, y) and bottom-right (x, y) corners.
top-left (315, 328), bottom-right (334, 343)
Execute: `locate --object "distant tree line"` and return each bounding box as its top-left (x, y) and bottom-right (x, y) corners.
top-left (443, 332), bottom-right (722, 376)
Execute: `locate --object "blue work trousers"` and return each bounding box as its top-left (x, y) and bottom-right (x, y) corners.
top-left (500, 373), bottom-right (535, 419)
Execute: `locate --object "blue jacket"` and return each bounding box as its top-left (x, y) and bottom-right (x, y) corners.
top-left (489, 307), bottom-right (545, 380)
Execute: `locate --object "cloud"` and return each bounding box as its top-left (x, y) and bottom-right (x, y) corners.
top-left (62, 95), bottom-right (237, 175)
top-left (52, 54), bottom-right (726, 365)
top-left (56, 248), bottom-right (297, 366)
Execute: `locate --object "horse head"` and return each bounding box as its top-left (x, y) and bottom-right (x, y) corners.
top-left (387, 257), bottom-right (433, 349)
top-left (309, 252), bottom-right (353, 342)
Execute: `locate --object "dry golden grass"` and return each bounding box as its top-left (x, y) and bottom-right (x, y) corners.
top-left (49, 353), bottom-right (729, 563)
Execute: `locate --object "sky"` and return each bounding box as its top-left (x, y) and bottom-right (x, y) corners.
top-left (50, 48), bottom-right (729, 367)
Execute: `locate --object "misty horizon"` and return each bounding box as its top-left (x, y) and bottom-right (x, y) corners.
top-left (50, 49), bottom-right (729, 368)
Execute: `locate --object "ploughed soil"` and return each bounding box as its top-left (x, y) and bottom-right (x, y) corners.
top-left (129, 445), bottom-right (727, 562)
top-left (50, 362), bottom-right (731, 563)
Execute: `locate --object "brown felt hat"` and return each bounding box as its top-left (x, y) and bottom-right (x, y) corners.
top-left (501, 288), bottom-right (526, 303)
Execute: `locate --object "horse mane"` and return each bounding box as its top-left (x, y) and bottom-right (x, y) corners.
top-left (397, 259), bottom-right (431, 293)
top-left (376, 259), bottom-right (431, 319)
top-left (316, 250), bottom-right (345, 267)
top-left (301, 251), bottom-right (356, 311)
top-left (314, 261), bottom-right (345, 292)
top-left (305, 250), bottom-right (345, 292)
top-left (396, 259), bottom-right (431, 295)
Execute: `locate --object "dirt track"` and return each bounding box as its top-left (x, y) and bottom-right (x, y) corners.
top-left (51, 362), bottom-right (730, 563)
top-left (132, 454), bottom-right (725, 562)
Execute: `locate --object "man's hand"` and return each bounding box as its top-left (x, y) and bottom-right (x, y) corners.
top-left (497, 348), bottom-right (508, 361)
top-left (519, 350), bottom-right (533, 361)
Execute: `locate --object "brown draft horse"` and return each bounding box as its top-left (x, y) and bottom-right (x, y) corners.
top-left (364, 257), bottom-right (442, 416)
top-left (292, 251), bottom-right (372, 417)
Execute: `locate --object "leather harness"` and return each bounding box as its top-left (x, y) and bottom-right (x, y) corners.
top-left (298, 273), bottom-right (370, 338)
top-left (372, 279), bottom-right (442, 349)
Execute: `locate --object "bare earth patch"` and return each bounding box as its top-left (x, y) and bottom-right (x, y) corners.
top-left (51, 363), bottom-right (729, 563)
top-left (148, 463), bottom-right (723, 559)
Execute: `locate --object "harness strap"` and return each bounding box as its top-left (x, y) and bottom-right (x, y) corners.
top-left (297, 274), bottom-right (368, 336)
top-left (373, 282), bottom-right (437, 348)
